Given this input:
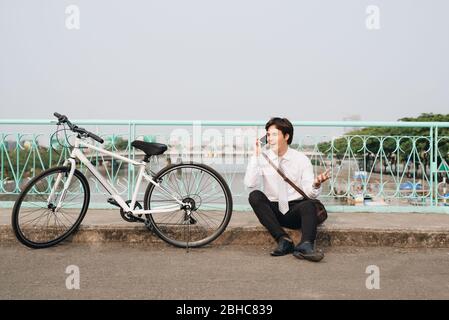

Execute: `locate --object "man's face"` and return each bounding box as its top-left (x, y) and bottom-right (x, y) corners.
top-left (266, 125), bottom-right (289, 152)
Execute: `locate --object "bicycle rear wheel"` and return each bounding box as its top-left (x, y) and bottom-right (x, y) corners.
top-left (11, 166), bottom-right (90, 249)
top-left (144, 163), bottom-right (233, 248)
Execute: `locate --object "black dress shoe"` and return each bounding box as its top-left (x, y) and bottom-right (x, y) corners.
top-left (270, 237), bottom-right (294, 256)
top-left (293, 241), bottom-right (324, 262)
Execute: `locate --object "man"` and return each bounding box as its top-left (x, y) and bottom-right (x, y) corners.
top-left (244, 117), bottom-right (330, 262)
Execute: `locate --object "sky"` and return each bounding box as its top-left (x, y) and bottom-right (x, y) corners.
top-left (1, 0), bottom-right (448, 124)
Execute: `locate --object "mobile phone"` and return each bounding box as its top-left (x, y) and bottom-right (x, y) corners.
top-left (259, 134), bottom-right (267, 146)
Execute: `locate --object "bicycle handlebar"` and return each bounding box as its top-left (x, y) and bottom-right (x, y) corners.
top-left (83, 130), bottom-right (104, 144)
top-left (53, 112), bottom-right (104, 144)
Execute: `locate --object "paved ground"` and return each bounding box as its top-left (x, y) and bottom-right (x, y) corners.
top-left (1, 242), bottom-right (448, 299)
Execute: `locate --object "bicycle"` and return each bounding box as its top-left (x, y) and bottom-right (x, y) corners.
top-left (11, 113), bottom-right (233, 249)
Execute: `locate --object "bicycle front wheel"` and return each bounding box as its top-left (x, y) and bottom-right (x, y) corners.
top-left (144, 163), bottom-right (233, 248)
top-left (11, 166), bottom-right (90, 249)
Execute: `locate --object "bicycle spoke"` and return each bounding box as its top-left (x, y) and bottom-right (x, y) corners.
top-left (194, 210), bottom-right (223, 227)
top-left (180, 168), bottom-right (190, 195)
top-left (153, 211), bottom-right (181, 225)
top-left (192, 212), bottom-right (216, 230)
top-left (200, 192), bottom-right (225, 203)
top-left (195, 175), bottom-right (214, 197)
top-left (21, 210), bottom-right (52, 228)
top-left (19, 206), bottom-right (50, 218)
top-left (186, 168), bottom-right (194, 195)
top-left (166, 171), bottom-right (184, 199)
top-left (192, 170), bottom-right (207, 195)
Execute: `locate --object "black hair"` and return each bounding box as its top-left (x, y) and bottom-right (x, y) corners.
top-left (265, 117), bottom-right (293, 145)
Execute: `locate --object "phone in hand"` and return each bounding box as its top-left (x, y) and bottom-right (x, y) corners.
top-left (259, 134), bottom-right (267, 146)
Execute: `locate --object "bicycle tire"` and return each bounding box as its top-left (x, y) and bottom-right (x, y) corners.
top-left (143, 162), bottom-right (233, 248)
top-left (11, 166), bottom-right (90, 249)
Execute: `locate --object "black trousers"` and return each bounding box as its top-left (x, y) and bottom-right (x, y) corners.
top-left (248, 190), bottom-right (318, 243)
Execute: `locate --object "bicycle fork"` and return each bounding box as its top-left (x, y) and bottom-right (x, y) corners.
top-left (47, 158), bottom-right (77, 211)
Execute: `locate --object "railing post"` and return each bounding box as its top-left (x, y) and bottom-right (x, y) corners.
top-left (127, 122), bottom-right (134, 201)
top-left (15, 133), bottom-right (20, 193)
top-left (0, 135), bottom-right (4, 190)
top-left (429, 126), bottom-right (433, 206)
top-left (432, 126), bottom-right (439, 206)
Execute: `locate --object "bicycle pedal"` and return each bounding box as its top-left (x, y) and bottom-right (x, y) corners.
top-left (127, 213), bottom-right (146, 223)
top-left (107, 198), bottom-right (120, 207)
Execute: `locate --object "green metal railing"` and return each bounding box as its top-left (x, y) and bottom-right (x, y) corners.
top-left (1, 119), bottom-right (449, 213)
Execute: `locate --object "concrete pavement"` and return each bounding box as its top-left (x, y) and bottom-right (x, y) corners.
top-left (0, 243), bottom-right (448, 299)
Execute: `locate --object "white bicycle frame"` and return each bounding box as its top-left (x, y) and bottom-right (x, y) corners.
top-left (48, 136), bottom-right (187, 215)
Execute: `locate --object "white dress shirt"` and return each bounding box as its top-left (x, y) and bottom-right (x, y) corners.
top-left (244, 147), bottom-right (322, 202)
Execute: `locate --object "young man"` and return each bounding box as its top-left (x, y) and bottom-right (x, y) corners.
top-left (244, 117), bottom-right (330, 262)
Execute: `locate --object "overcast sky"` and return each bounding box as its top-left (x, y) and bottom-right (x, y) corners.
top-left (1, 0), bottom-right (448, 123)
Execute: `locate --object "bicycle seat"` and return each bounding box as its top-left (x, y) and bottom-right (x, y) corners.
top-left (131, 140), bottom-right (167, 156)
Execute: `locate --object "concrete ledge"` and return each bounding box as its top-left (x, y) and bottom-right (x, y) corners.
top-left (315, 228), bottom-right (449, 248)
top-left (2, 224), bottom-right (448, 248)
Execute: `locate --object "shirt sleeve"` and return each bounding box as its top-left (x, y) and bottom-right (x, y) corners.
top-left (244, 155), bottom-right (263, 189)
top-left (301, 157), bottom-right (322, 199)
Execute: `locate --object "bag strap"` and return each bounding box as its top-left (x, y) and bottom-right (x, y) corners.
top-left (261, 152), bottom-right (311, 200)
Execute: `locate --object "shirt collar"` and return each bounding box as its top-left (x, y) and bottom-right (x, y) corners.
top-left (268, 146), bottom-right (291, 162)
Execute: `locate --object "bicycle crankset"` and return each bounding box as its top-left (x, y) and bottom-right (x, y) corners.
top-left (120, 200), bottom-right (143, 223)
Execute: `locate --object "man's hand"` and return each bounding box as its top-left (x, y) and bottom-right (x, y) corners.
top-left (313, 168), bottom-right (331, 189)
top-left (254, 139), bottom-right (261, 157)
